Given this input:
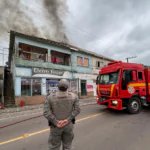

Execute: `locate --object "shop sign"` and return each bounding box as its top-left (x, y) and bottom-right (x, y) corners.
top-left (74, 73), bottom-right (96, 80)
top-left (32, 68), bottom-right (64, 76)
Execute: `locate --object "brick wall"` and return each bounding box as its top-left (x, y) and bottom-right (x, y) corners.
top-left (15, 91), bottom-right (94, 106)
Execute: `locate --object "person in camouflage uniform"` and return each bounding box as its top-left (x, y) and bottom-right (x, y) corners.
top-left (43, 79), bottom-right (81, 150)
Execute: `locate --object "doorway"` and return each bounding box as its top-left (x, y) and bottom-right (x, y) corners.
top-left (81, 80), bottom-right (87, 96)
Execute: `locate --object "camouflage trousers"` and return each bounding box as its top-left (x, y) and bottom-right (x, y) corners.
top-left (48, 122), bottom-right (74, 150)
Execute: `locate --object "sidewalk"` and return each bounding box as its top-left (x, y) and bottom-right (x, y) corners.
top-left (0, 97), bottom-right (97, 119)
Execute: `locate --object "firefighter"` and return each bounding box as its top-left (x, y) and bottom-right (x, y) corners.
top-left (43, 79), bottom-right (81, 150)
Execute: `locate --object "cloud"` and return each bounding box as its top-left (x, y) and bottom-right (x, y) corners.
top-left (66, 0), bottom-right (150, 65)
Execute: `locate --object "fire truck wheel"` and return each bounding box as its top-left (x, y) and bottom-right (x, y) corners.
top-left (127, 97), bottom-right (142, 114)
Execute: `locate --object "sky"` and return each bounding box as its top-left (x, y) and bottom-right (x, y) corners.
top-left (66, 0), bottom-right (150, 65)
top-left (0, 0), bottom-right (150, 65)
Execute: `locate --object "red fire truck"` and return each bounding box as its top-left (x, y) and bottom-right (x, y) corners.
top-left (96, 60), bottom-right (150, 114)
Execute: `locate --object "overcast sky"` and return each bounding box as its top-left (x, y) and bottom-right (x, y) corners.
top-left (0, 0), bottom-right (150, 65)
top-left (66, 0), bottom-right (150, 65)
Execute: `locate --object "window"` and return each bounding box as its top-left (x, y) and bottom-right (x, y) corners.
top-left (21, 79), bottom-right (31, 96)
top-left (99, 71), bottom-right (119, 84)
top-left (96, 61), bottom-right (100, 68)
top-left (96, 61), bottom-right (104, 68)
top-left (122, 70), bottom-right (133, 90)
top-left (138, 72), bottom-right (143, 80)
top-left (77, 56), bottom-right (83, 66)
top-left (84, 58), bottom-right (89, 67)
top-left (21, 78), bottom-right (41, 96)
top-left (32, 79), bottom-right (41, 96)
top-left (51, 50), bottom-right (70, 66)
top-left (18, 43), bottom-right (48, 62)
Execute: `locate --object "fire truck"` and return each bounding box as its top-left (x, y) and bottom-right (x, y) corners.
top-left (96, 60), bottom-right (150, 114)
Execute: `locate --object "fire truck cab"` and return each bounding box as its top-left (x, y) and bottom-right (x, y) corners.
top-left (96, 60), bottom-right (150, 114)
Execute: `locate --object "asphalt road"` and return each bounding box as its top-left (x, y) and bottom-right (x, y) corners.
top-left (0, 105), bottom-right (150, 150)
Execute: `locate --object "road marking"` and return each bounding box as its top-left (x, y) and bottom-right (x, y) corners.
top-left (0, 136), bottom-right (24, 145)
top-left (76, 112), bottom-right (105, 122)
top-left (29, 129), bottom-right (50, 137)
top-left (0, 111), bottom-right (106, 146)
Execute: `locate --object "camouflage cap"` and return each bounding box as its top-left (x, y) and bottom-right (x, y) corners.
top-left (58, 79), bottom-right (69, 89)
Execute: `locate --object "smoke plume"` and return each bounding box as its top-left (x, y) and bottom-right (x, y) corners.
top-left (43, 0), bottom-right (68, 42)
top-left (0, 0), bottom-right (68, 42)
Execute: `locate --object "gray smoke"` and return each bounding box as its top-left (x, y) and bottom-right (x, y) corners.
top-left (0, 0), bottom-right (68, 42)
top-left (43, 0), bottom-right (68, 42)
top-left (0, 0), bottom-right (40, 35)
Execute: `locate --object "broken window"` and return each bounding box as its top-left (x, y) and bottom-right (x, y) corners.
top-left (96, 61), bottom-right (100, 68)
top-left (18, 43), bottom-right (48, 62)
top-left (96, 61), bottom-right (103, 68)
top-left (51, 50), bottom-right (71, 66)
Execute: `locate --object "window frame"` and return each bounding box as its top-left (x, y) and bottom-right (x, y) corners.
top-left (77, 56), bottom-right (83, 66)
top-left (21, 78), bottom-right (42, 96)
top-left (32, 78), bottom-right (42, 96)
top-left (138, 71), bottom-right (143, 80)
top-left (18, 43), bottom-right (48, 62)
top-left (96, 61), bottom-right (101, 68)
top-left (84, 58), bottom-right (89, 67)
top-left (96, 61), bottom-right (104, 68)
top-left (51, 50), bottom-right (71, 66)
top-left (21, 78), bottom-right (32, 96)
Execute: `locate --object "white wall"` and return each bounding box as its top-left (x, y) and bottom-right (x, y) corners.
top-left (92, 57), bottom-right (112, 75)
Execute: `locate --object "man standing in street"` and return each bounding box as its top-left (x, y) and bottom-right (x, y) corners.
top-left (43, 79), bottom-right (81, 150)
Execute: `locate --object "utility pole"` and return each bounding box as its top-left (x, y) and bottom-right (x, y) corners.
top-left (125, 56), bottom-right (137, 63)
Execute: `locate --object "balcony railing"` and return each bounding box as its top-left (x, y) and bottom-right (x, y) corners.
top-left (15, 56), bottom-right (72, 71)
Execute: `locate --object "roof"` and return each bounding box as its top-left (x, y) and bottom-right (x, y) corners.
top-left (100, 61), bottom-right (144, 74)
top-left (8, 31), bottom-right (114, 66)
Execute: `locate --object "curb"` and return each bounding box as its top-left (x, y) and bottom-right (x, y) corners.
top-left (0, 102), bottom-right (97, 129)
top-left (0, 99), bottom-right (96, 114)
top-left (80, 102), bottom-right (96, 106)
top-left (0, 102), bottom-right (97, 121)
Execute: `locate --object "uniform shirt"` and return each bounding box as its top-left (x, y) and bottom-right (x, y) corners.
top-left (43, 91), bottom-right (81, 126)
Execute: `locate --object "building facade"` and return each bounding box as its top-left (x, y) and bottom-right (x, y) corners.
top-left (8, 31), bottom-right (113, 106)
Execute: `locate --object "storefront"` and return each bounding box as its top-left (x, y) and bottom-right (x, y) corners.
top-left (15, 67), bottom-right (78, 105)
top-left (73, 73), bottom-right (97, 98)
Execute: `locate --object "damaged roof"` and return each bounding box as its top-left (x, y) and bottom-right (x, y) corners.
top-left (8, 30), bottom-right (113, 66)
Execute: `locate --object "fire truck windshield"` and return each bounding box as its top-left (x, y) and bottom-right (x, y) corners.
top-left (98, 71), bottom-right (119, 84)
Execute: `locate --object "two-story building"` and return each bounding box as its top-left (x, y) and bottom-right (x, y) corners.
top-left (7, 31), bottom-right (113, 106)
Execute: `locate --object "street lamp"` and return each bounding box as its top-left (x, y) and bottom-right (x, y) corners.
top-left (125, 56), bottom-right (137, 63)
